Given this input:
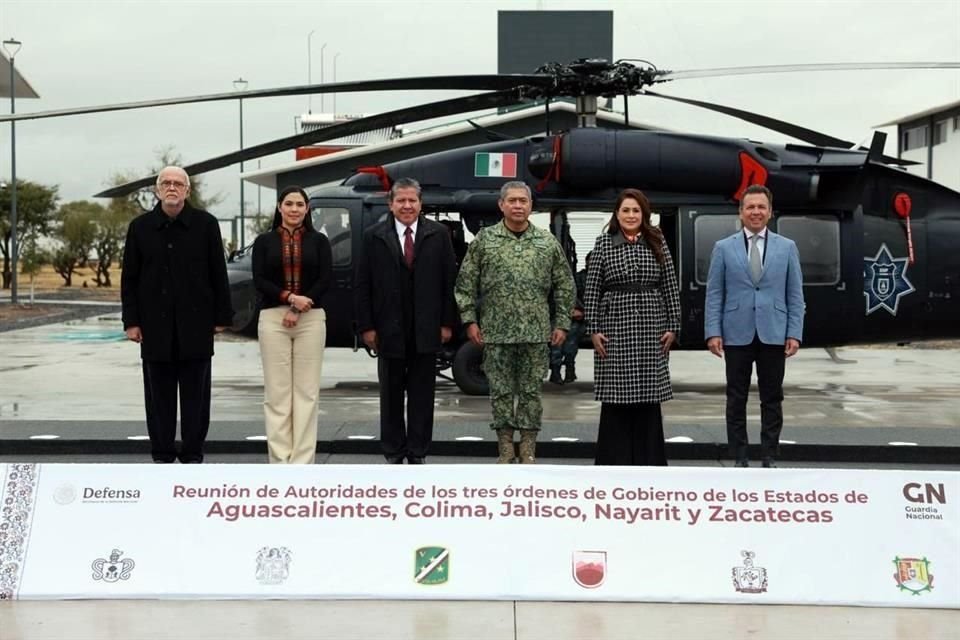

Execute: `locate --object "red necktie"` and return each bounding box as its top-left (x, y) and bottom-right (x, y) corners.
top-left (403, 227), bottom-right (415, 269)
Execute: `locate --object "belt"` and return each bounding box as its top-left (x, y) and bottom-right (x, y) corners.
top-left (604, 282), bottom-right (658, 293)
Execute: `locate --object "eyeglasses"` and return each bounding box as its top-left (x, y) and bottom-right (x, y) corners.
top-left (159, 180), bottom-right (187, 190)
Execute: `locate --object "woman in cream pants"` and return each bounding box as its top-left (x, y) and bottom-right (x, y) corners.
top-left (252, 186), bottom-right (333, 463)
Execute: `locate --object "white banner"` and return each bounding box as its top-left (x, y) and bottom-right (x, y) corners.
top-left (1, 462), bottom-right (957, 607)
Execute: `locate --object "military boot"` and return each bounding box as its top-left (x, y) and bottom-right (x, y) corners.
top-left (496, 428), bottom-right (515, 464)
top-left (564, 363), bottom-right (577, 384)
top-left (518, 430), bottom-right (538, 464)
top-left (549, 365), bottom-right (563, 384)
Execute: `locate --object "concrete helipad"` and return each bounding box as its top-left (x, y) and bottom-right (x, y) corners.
top-left (0, 312), bottom-right (957, 464)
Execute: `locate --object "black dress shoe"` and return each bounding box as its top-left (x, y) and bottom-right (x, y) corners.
top-left (407, 457), bottom-right (426, 465)
top-left (762, 458), bottom-right (777, 468)
top-left (735, 459), bottom-right (750, 468)
top-left (385, 455), bottom-right (405, 464)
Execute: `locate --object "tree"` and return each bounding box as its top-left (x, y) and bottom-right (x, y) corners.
top-left (0, 179), bottom-right (59, 289)
top-left (252, 208), bottom-right (274, 235)
top-left (52, 247), bottom-right (81, 287)
top-left (90, 201), bottom-right (132, 287)
top-left (18, 230), bottom-right (49, 302)
top-left (54, 201), bottom-right (102, 286)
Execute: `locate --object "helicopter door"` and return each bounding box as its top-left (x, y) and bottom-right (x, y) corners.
top-left (681, 206), bottom-right (853, 346)
top-left (680, 205), bottom-right (740, 344)
top-left (311, 200), bottom-right (360, 349)
top-left (775, 212), bottom-right (852, 345)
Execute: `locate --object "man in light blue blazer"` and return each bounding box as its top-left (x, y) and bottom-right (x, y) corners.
top-left (704, 184), bottom-right (805, 468)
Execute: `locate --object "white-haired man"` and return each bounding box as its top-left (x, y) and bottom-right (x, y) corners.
top-left (121, 166), bottom-right (234, 463)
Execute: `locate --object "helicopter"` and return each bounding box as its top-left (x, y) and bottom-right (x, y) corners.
top-left (4, 59), bottom-right (958, 394)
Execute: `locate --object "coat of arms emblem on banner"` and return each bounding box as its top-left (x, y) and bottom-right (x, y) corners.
top-left (414, 546), bottom-right (450, 585)
top-left (256, 547), bottom-right (292, 585)
top-left (732, 550), bottom-right (768, 594)
top-left (572, 550), bottom-right (607, 588)
top-left (91, 549), bottom-right (136, 582)
top-left (893, 556), bottom-right (934, 595)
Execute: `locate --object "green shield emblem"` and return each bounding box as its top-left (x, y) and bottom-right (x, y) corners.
top-left (414, 546), bottom-right (450, 585)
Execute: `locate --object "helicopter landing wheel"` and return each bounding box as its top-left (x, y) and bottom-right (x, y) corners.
top-left (452, 342), bottom-right (489, 396)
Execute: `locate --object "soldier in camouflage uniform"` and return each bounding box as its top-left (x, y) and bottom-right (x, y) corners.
top-left (455, 181), bottom-right (575, 463)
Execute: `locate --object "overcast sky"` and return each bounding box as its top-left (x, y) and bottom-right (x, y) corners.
top-left (1, 0), bottom-right (958, 218)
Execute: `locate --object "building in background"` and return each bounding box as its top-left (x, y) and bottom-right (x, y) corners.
top-left (294, 113), bottom-right (402, 161)
top-left (246, 9), bottom-right (617, 190)
top-left (497, 11), bottom-right (612, 73)
top-left (879, 99), bottom-right (960, 192)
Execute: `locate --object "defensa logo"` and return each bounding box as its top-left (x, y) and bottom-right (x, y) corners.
top-left (902, 483), bottom-right (945, 521)
top-left (52, 484), bottom-right (77, 505)
top-left (80, 487), bottom-right (142, 503)
top-left (893, 556), bottom-right (934, 595)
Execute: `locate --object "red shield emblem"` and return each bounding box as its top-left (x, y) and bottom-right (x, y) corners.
top-left (572, 550), bottom-right (606, 589)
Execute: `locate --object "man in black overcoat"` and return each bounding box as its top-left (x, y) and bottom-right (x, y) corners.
top-left (121, 166), bottom-right (234, 463)
top-left (355, 178), bottom-right (458, 464)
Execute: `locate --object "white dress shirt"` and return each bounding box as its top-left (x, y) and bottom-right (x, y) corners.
top-left (744, 227), bottom-right (768, 264)
top-left (395, 219), bottom-right (418, 256)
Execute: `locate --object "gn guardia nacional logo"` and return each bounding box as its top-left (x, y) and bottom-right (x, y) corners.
top-left (893, 556), bottom-right (934, 595)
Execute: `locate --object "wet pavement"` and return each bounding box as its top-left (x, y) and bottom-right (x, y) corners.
top-left (1, 312), bottom-right (959, 463)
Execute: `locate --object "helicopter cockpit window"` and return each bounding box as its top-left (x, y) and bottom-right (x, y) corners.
top-left (313, 207), bottom-right (351, 266)
top-left (775, 215), bottom-right (840, 285)
top-left (694, 215), bottom-right (741, 284)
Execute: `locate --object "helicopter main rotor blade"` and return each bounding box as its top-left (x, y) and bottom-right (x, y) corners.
top-left (642, 90), bottom-right (918, 165)
top-left (642, 90), bottom-right (856, 148)
top-left (0, 75), bottom-right (551, 124)
top-left (4, 61), bottom-right (956, 123)
top-left (656, 61), bottom-right (960, 82)
top-left (94, 89), bottom-right (524, 198)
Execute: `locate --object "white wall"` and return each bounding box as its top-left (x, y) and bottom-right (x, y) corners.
top-left (931, 131), bottom-right (960, 192)
top-left (899, 117), bottom-right (960, 192)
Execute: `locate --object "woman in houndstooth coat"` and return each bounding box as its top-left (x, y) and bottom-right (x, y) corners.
top-left (584, 188), bottom-right (681, 466)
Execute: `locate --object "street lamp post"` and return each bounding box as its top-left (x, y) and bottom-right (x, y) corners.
top-left (319, 42), bottom-right (327, 113)
top-left (233, 77), bottom-right (248, 247)
top-left (3, 38), bottom-right (22, 304)
top-left (332, 52), bottom-right (340, 115)
top-left (307, 30), bottom-right (316, 113)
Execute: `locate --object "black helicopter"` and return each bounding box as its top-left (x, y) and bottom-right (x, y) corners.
top-left (5, 59), bottom-right (958, 394)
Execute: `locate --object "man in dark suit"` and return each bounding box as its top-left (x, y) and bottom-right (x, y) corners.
top-left (704, 184), bottom-right (805, 468)
top-left (121, 166), bottom-right (234, 463)
top-left (355, 178), bottom-right (458, 464)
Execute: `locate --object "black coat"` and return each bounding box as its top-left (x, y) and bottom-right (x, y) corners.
top-left (121, 203), bottom-right (234, 362)
top-left (355, 216), bottom-right (458, 358)
top-left (251, 228), bottom-right (332, 310)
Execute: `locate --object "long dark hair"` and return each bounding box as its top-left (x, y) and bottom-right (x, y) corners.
top-left (605, 188), bottom-right (665, 265)
top-left (270, 186), bottom-right (316, 231)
